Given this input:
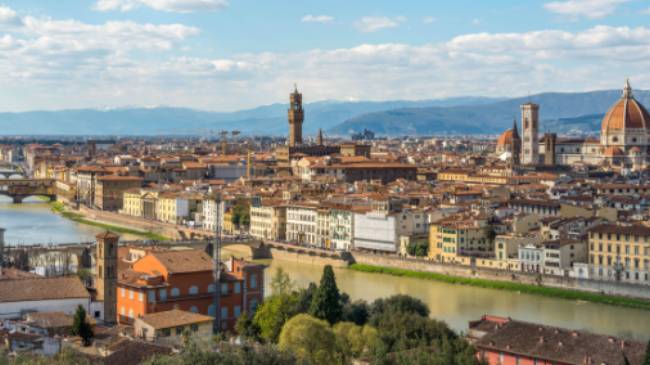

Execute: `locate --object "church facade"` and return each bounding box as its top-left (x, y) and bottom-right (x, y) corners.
top-left (497, 80), bottom-right (650, 171)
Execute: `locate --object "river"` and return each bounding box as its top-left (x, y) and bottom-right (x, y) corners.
top-left (2, 199), bottom-right (649, 340)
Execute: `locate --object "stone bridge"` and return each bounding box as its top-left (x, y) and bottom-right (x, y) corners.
top-left (6, 238), bottom-right (267, 275)
top-left (0, 178), bottom-right (56, 203)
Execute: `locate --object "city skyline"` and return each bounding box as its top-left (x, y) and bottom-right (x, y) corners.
top-left (1, 0), bottom-right (650, 112)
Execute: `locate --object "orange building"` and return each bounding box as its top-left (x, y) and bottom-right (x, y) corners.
top-left (116, 249), bottom-right (264, 332)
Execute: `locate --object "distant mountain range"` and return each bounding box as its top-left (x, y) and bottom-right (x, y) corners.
top-left (331, 90), bottom-right (650, 136)
top-left (0, 90), bottom-right (647, 137)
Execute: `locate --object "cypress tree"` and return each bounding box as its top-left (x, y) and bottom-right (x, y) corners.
top-left (71, 305), bottom-right (93, 346)
top-left (309, 265), bottom-right (342, 324)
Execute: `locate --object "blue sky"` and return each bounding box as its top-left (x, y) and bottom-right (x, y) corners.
top-left (1, 0), bottom-right (650, 111)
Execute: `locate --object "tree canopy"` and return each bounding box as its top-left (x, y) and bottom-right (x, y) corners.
top-left (278, 314), bottom-right (338, 365)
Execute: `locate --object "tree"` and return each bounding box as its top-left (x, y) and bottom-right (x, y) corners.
top-left (235, 312), bottom-right (260, 340)
top-left (407, 241), bottom-right (429, 257)
top-left (309, 265), bottom-right (343, 324)
top-left (333, 322), bottom-right (379, 361)
top-left (71, 305), bottom-right (93, 346)
top-left (144, 339), bottom-right (295, 365)
top-left (203, 242), bottom-right (213, 257)
top-left (341, 300), bottom-right (369, 326)
top-left (296, 282), bottom-right (318, 313)
top-left (80, 247), bottom-right (92, 269)
top-left (369, 294), bottom-right (430, 325)
top-left (278, 314), bottom-right (338, 365)
top-left (644, 340), bottom-right (650, 365)
top-left (270, 267), bottom-right (294, 296)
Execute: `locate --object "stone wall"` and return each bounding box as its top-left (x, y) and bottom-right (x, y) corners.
top-left (351, 251), bottom-right (650, 300)
top-left (270, 248), bottom-right (349, 268)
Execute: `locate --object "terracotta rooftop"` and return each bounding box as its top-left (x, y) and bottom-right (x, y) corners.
top-left (0, 276), bottom-right (90, 303)
top-left (137, 309), bottom-right (214, 329)
top-left (471, 316), bottom-right (645, 365)
top-left (150, 249), bottom-right (214, 274)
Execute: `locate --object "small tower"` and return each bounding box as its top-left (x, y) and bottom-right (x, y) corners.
top-left (510, 118), bottom-right (521, 167)
top-left (317, 128), bottom-right (324, 146)
top-left (95, 231), bottom-right (119, 325)
top-left (521, 102), bottom-right (540, 165)
top-left (288, 85), bottom-right (304, 147)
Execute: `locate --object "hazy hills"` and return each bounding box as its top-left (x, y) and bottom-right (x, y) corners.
top-left (331, 90), bottom-right (650, 136)
top-left (0, 90), bottom-right (647, 136)
top-left (0, 97), bottom-right (501, 136)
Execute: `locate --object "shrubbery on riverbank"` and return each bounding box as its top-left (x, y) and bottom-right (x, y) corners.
top-left (349, 263), bottom-right (650, 311)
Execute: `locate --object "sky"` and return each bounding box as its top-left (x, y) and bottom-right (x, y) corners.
top-left (1, 0), bottom-right (650, 112)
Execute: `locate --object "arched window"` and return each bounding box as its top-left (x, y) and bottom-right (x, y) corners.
top-left (190, 306), bottom-right (199, 313)
top-left (612, 136), bottom-right (619, 143)
top-left (171, 288), bottom-right (180, 297)
top-left (188, 286), bottom-right (198, 295)
top-left (207, 283), bottom-right (215, 293)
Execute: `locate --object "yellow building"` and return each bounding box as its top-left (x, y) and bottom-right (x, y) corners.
top-left (249, 201), bottom-right (286, 241)
top-left (122, 189), bottom-right (145, 217)
top-left (588, 224), bottom-right (650, 284)
top-left (156, 192), bottom-right (190, 224)
top-left (429, 218), bottom-right (491, 264)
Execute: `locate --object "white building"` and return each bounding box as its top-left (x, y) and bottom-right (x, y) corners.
top-left (202, 198), bottom-right (225, 232)
top-left (353, 208), bottom-right (428, 253)
top-left (286, 204), bottom-right (318, 246)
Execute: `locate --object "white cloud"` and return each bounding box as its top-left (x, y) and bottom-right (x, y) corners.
top-left (301, 15), bottom-right (334, 24)
top-left (355, 16), bottom-right (406, 33)
top-left (544, 0), bottom-right (628, 19)
top-left (1, 5), bottom-right (650, 113)
top-left (0, 5), bottom-right (22, 27)
top-left (423, 16), bottom-right (436, 24)
top-left (94, 0), bottom-right (228, 13)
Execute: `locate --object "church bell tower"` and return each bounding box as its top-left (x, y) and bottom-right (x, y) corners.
top-left (288, 85), bottom-right (304, 147)
top-left (521, 102), bottom-right (540, 165)
top-left (96, 231), bottom-right (119, 325)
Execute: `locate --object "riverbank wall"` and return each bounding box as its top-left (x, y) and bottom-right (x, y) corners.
top-left (351, 251), bottom-right (650, 300)
top-left (75, 206), bottom-right (213, 240)
top-left (268, 247), bottom-right (349, 268)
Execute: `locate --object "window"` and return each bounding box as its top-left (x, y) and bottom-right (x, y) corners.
top-left (120, 306), bottom-right (125, 316)
top-left (148, 290), bottom-right (156, 303)
top-left (250, 299), bottom-right (258, 312)
top-left (162, 328), bottom-right (171, 337)
top-left (171, 288), bottom-right (180, 297)
top-left (234, 282), bottom-right (241, 294)
top-left (176, 327), bottom-right (183, 335)
top-left (138, 292), bottom-right (144, 302)
top-left (250, 274), bottom-right (258, 289)
top-left (190, 306), bottom-right (199, 313)
top-left (120, 288), bottom-right (125, 297)
top-left (234, 305), bottom-right (241, 318)
top-left (129, 290), bottom-right (134, 300)
top-left (191, 324), bottom-right (199, 332)
top-left (208, 304), bottom-right (216, 316)
top-left (207, 283), bottom-right (215, 293)
top-left (159, 289), bottom-right (167, 301)
top-left (221, 283), bottom-right (228, 295)
top-left (189, 286), bottom-right (199, 295)
top-left (128, 309), bottom-right (134, 319)
top-left (221, 307), bottom-right (229, 320)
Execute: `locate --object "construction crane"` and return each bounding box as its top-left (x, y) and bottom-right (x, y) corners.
top-left (212, 193), bottom-right (222, 334)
